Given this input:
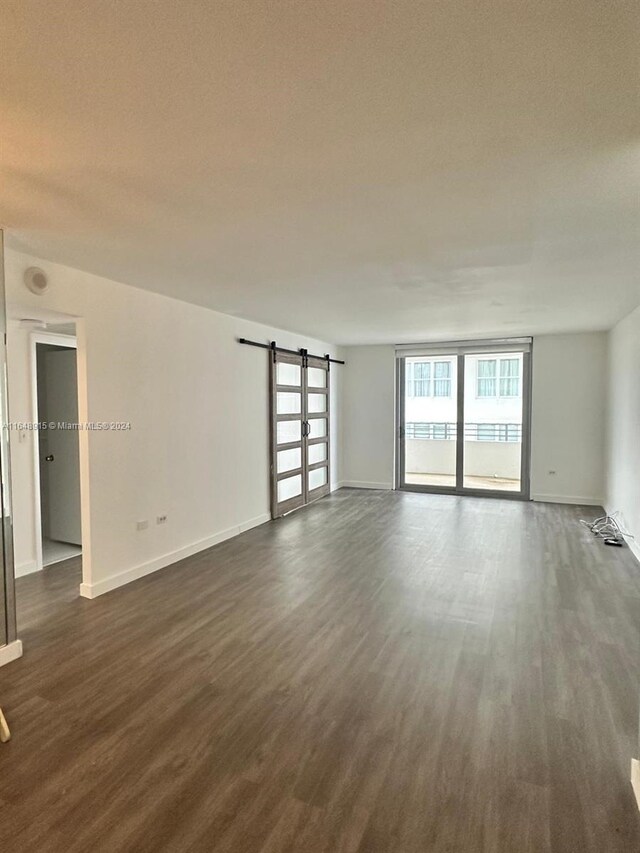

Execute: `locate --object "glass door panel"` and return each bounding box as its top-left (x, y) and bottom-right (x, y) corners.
top-left (277, 361), bottom-right (301, 385)
top-left (277, 447), bottom-right (302, 474)
top-left (307, 393), bottom-right (327, 414)
top-left (462, 353), bottom-right (523, 492)
top-left (308, 441), bottom-right (327, 465)
top-left (308, 417), bottom-right (327, 439)
top-left (277, 474), bottom-right (303, 503)
top-left (276, 419), bottom-right (302, 444)
top-left (307, 367), bottom-right (327, 388)
top-left (308, 466), bottom-right (328, 492)
top-left (401, 355), bottom-right (458, 489)
top-left (276, 391), bottom-right (301, 414)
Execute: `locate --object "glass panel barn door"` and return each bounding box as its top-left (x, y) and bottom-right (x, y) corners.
top-left (270, 353), bottom-right (331, 518)
top-left (271, 352), bottom-right (306, 517)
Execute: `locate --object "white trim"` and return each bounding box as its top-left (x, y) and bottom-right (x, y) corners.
top-left (238, 513), bottom-right (271, 534)
top-left (0, 640), bottom-right (23, 668)
top-left (15, 559), bottom-right (39, 578)
top-left (30, 331), bottom-right (78, 350)
top-left (632, 760), bottom-right (640, 811)
top-left (604, 507), bottom-right (640, 563)
top-left (532, 494), bottom-right (603, 506)
top-left (79, 513), bottom-right (271, 599)
top-left (341, 481), bottom-right (393, 490)
top-left (396, 337), bottom-right (532, 358)
top-left (625, 538), bottom-right (640, 563)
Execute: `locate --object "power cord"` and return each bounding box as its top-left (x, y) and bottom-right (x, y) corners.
top-left (580, 512), bottom-right (634, 547)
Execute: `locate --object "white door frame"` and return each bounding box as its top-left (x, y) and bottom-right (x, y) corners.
top-left (30, 331), bottom-right (79, 572)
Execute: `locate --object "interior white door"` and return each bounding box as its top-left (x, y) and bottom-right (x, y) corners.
top-left (41, 350), bottom-right (82, 545)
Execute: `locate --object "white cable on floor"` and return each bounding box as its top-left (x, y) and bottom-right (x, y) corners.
top-left (579, 512), bottom-right (634, 543)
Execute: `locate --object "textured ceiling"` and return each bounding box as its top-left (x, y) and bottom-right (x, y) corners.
top-left (2, 0), bottom-right (639, 343)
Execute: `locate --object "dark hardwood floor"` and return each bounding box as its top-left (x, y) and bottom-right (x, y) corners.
top-left (1, 490), bottom-right (640, 852)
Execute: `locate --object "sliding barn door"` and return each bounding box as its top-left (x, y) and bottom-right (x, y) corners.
top-left (271, 352), bottom-right (306, 517)
top-left (270, 352), bottom-right (331, 518)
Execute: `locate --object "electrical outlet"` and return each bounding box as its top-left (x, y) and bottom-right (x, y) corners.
top-left (548, 470), bottom-right (556, 475)
top-left (156, 515), bottom-right (167, 525)
top-left (136, 520), bottom-right (148, 531)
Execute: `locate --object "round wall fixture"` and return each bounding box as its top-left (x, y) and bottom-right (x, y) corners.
top-left (23, 267), bottom-right (49, 295)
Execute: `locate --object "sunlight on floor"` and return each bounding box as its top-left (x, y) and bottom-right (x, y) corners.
top-left (406, 472), bottom-right (520, 491)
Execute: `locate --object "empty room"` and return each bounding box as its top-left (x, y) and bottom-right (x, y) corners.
top-left (1, 2), bottom-right (639, 851)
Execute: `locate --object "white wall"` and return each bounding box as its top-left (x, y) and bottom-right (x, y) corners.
top-left (341, 334), bottom-right (607, 503)
top-left (605, 304), bottom-right (640, 560)
top-left (530, 333), bottom-right (606, 505)
top-left (6, 249), bottom-right (342, 597)
top-left (341, 346), bottom-right (395, 488)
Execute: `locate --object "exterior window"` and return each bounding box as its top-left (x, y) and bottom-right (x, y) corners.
top-left (499, 358), bottom-right (519, 397)
top-left (477, 359), bottom-right (497, 397)
top-left (433, 361), bottom-right (452, 397)
top-left (407, 361), bottom-right (431, 397)
top-left (477, 358), bottom-right (520, 398)
top-left (406, 360), bottom-right (452, 398)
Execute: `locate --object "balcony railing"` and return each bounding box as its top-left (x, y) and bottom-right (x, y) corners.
top-left (405, 422), bottom-right (522, 442)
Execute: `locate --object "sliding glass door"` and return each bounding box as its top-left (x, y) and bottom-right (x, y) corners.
top-left (397, 340), bottom-right (531, 499)
top-left (463, 352), bottom-right (525, 492)
top-left (402, 354), bottom-right (458, 488)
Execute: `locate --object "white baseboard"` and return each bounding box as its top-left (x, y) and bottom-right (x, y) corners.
top-left (632, 759), bottom-right (640, 811)
top-left (14, 560), bottom-right (39, 578)
top-left (604, 506), bottom-right (640, 563)
top-left (626, 538), bottom-right (640, 563)
top-left (0, 640), bottom-right (23, 668)
top-left (531, 494), bottom-right (603, 506)
top-left (238, 513), bottom-right (271, 534)
top-left (79, 512), bottom-right (271, 600)
top-left (341, 481), bottom-right (393, 490)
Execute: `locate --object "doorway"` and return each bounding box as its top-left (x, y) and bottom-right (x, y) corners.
top-left (396, 339), bottom-right (531, 499)
top-left (33, 334), bottom-right (82, 567)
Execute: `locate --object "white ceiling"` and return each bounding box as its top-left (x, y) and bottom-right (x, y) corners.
top-left (2, 0), bottom-right (639, 344)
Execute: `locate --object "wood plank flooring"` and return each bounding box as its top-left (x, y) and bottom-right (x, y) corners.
top-left (1, 490), bottom-right (640, 851)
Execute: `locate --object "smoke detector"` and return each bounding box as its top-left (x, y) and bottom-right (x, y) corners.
top-left (23, 267), bottom-right (49, 295)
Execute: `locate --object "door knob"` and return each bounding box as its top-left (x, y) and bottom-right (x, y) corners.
top-left (45, 454), bottom-right (54, 462)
